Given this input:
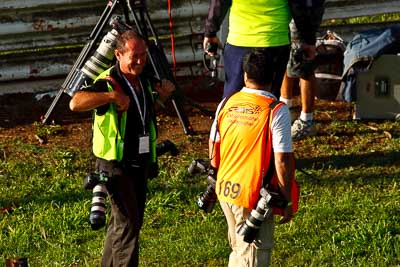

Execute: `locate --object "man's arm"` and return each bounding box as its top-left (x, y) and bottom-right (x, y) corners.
top-left (209, 138), bottom-right (220, 169)
top-left (289, 0), bottom-right (325, 45)
top-left (203, 0), bottom-right (231, 55)
top-left (69, 90), bottom-right (129, 112)
top-left (204, 0), bottom-right (231, 38)
top-left (274, 151), bottom-right (295, 224)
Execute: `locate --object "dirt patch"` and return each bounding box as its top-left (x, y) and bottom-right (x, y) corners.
top-left (0, 77), bottom-right (353, 153)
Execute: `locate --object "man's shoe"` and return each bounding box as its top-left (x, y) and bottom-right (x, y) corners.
top-left (291, 119), bottom-right (317, 140)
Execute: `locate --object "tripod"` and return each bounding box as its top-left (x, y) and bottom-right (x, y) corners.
top-left (41, 0), bottom-right (212, 134)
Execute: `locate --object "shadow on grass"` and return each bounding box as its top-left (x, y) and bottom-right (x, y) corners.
top-left (296, 150), bottom-right (400, 185)
top-left (0, 188), bottom-right (89, 212)
top-left (297, 150), bottom-right (400, 170)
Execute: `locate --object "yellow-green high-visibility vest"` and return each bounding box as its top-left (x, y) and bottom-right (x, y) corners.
top-left (92, 67), bottom-right (157, 164)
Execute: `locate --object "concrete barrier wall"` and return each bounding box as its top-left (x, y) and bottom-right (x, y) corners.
top-left (0, 0), bottom-right (399, 94)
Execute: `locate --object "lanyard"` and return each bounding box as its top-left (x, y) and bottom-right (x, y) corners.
top-left (123, 75), bottom-right (147, 134)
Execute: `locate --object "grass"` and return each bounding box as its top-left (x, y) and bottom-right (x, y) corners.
top-left (0, 116), bottom-right (399, 266)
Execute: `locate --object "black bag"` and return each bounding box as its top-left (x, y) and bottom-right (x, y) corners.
top-left (314, 31), bottom-right (346, 100)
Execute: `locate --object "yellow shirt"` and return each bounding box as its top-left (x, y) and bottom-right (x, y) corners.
top-left (228, 0), bottom-right (291, 47)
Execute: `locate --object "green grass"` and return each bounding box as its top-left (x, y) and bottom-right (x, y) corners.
top-left (0, 118), bottom-right (399, 266)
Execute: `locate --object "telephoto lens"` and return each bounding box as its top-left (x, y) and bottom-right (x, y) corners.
top-left (85, 172), bottom-right (109, 230)
top-left (237, 188), bottom-right (273, 243)
top-left (90, 183), bottom-right (108, 230)
top-left (81, 29), bottom-right (118, 81)
top-left (64, 29), bottom-right (119, 97)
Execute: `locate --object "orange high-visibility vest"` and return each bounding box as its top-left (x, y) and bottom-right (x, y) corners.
top-left (216, 91), bottom-right (279, 209)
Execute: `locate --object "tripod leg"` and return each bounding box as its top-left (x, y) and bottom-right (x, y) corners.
top-left (127, 1), bottom-right (195, 135)
top-left (147, 44), bottom-right (194, 134)
top-left (41, 89), bottom-right (65, 124)
top-left (41, 0), bottom-right (120, 124)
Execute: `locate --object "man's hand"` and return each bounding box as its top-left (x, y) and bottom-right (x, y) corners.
top-left (155, 79), bottom-right (175, 103)
top-left (203, 37), bottom-right (222, 56)
top-left (110, 90), bottom-right (130, 111)
top-left (279, 204), bottom-right (293, 224)
top-left (302, 43), bottom-right (316, 61)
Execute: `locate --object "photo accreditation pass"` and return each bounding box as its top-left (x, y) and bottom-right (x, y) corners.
top-left (139, 134), bottom-right (150, 154)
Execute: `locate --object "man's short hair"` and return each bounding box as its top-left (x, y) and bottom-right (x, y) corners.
top-left (115, 30), bottom-right (144, 52)
top-left (243, 50), bottom-right (273, 86)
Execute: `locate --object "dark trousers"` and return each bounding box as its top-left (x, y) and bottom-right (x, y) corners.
top-left (98, 160), bottom-right (148, 267)
top-left (222, 43), bottom-right (290, 99)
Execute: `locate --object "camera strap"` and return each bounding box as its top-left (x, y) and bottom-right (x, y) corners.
top-left (209, 91), bottom-right (237, 161)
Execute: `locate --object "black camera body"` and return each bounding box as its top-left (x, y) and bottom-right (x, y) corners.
top-left (187, 159), bottom-right (209, 175)
top-left (292, 44), bottom-right (306, 63)
top-left (187, 159), bottom-right (217, 213)
top-left (197, 173), bottom-right (217, 213)
top-left (84, 172), bottom-right (109, 230)
top-left (237, 187), bottom-right (288, 243)
top-left (203, 42), bottom-right (220, 78)
top-left (205, 42), bottom-right (218, 54)
top-left (156, 140), bottom-right (178, 157)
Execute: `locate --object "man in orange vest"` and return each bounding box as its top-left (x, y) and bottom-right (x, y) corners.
top-left (209, 50), bottom-right (295, 266)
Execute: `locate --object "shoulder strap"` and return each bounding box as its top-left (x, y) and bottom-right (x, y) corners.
top-left (262, 100), bottom-right (284, 187)
top-left (212, 91), bottom-right (237, 139)
top-left (209, 92), bottom-right (238, 162)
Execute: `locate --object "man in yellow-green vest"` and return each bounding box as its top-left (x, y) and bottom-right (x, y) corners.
top-left (69, 30), bottom-right (174, 267)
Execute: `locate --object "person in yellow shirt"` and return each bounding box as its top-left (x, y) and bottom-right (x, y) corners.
top-left (203, 0), bottom-right (326, 101)
top-left (203, 0), bottom-right (291, 98)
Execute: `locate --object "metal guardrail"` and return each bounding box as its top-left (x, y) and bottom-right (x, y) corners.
top-left (0, 0), bottom-right (399, 94)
